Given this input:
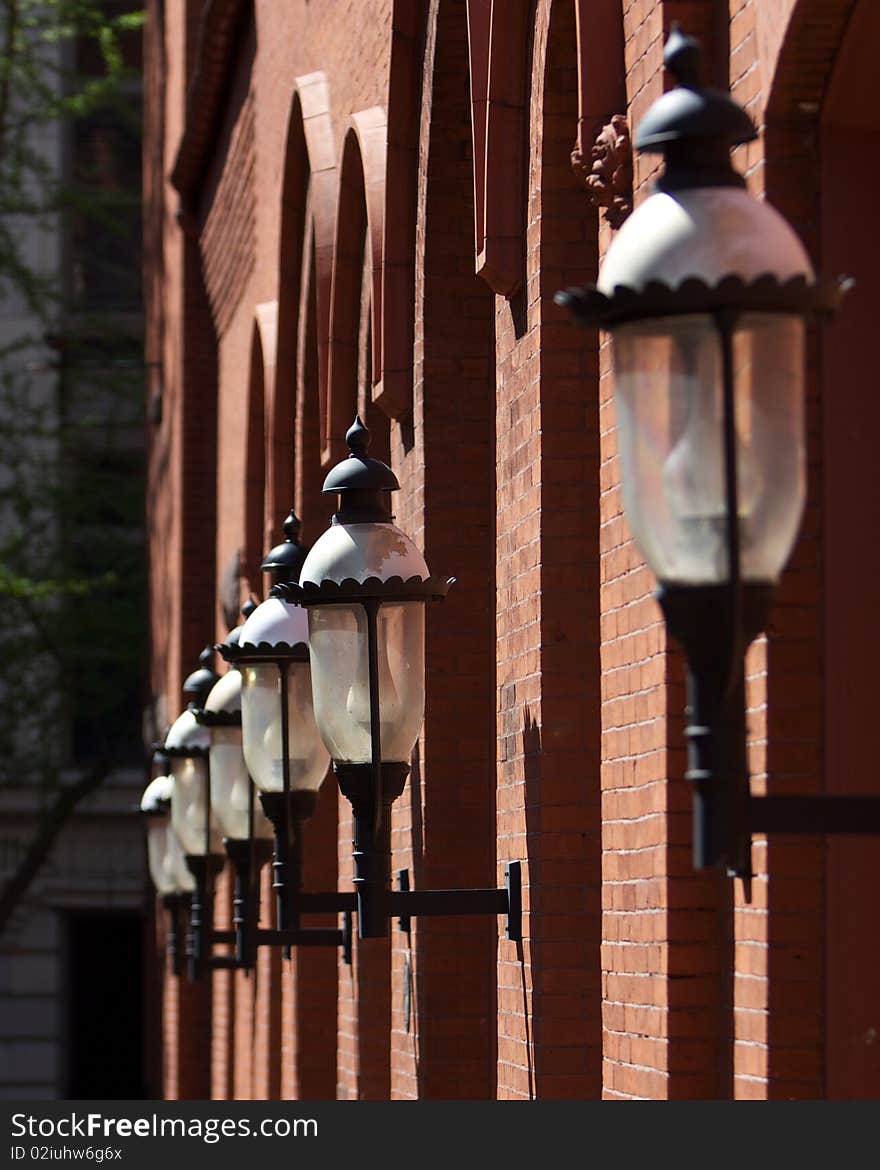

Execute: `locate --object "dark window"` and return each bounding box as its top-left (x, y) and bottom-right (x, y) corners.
top-left (66, 4), bottom-right (143, 312)
top-left (57, 340), bottom-right (146, 766)
top-left (68, 109), bottom-right (143, 312)
top-left (64, 911), bottom-right (146, 1099)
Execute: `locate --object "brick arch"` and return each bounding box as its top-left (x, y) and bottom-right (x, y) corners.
top-left (573, 0), bottom-right (626, 145)
top-left (405, 0), bottom-right (498, 1101)
top-left (322, 112), bottom-right (392, 1106)
top-left (268, 75), bottom-right (343, 1101)
top-left (292, 205), bottom-right (329, 546)
top-left (325, 111), bottom-right (386, 467)
top-left (803, 0), bottom-right (879, 1101)
top-left (523, 0), bottom-right (606, 1100)
top-left (764, 0), bottom-right (858, 123)
top-left (376, 1), bottom-right (429, 419)
top-left (746, 0), bottom-right (880, 1104)
top-left (273, 72), bottom-right (337, 531)
top-left (468, 0), bottom-right (531, 296)
top-left (242, 319), bottom-right (266, 596)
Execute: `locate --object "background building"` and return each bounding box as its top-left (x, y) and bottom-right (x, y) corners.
top-left (143, 0), bottom-right (880, 1100)
top-left (0, 6), bottom-right (149, 1099)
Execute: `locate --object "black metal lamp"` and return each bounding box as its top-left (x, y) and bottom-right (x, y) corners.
top-left (140, 765), bottom-right (194, 977)
top-left (217, 512), bottom-right (353, 959)
top-left (279, 416), bottom-right (521, 941)
top-left (181, 644), bottom-right (220, 710)
top-left (195, 665), bottom-right (274, 969)
top-left (555, 25), bottom-right (857, 875)
top-left (164, 648), bottom-right (236, 979)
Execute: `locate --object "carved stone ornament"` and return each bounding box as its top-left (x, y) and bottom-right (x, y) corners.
top-left (571, 115), bottom-right (633, 230)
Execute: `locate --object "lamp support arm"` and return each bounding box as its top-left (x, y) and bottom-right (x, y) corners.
top-left (336, 759), bottom-right (522, 941)
top-left (748, 795), bottom-right (880, 834)
top-left (255, 917), bottom-right (353, 965)
top-left (392, 864), bottom-right (522, 941)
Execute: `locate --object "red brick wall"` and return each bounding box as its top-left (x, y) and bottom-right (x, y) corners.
top-left (144, 0), bottom-right (877, 1100)
top-left (531, 0), bottom-right (603, 1098)
top-left (210, 872), bottom-right (234, 1099)
top-left (252, 869), bottom-right (281, 1099)
top-left (804, 0), bottom-right (879, 1099)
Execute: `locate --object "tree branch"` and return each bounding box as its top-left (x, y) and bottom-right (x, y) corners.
top-left (0, 756), bottom-right (113, 936)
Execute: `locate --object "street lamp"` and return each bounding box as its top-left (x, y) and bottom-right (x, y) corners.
top-left (140, 766), bottom-right (194, 976)
top-left (163, 648), bottom-right (236, 979)
top-left (279, 416), bottom-right (521, 940)
top-left (194, 665), bottom-right (274, 968)
top-left (217, 512), bottom-right (353, 959)
top-left (555, 25), bottom-right (857, 874)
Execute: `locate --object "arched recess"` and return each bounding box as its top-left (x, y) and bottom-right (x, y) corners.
top-left (573, 0), bottom-right (625, 150)
top-left (271, 72), bottom-right (341, 1102)
top-left (254, 300), bottom-right (278, 539)
top-left (324, 112), bottom-right (392, 1105)
top-left (527, 0), bottom-right (608, 1101)
top-left (407, 0), bottom-right (497, 1101)
top-left (325, 113), bottom-right (389, 468)
top-left (273, 72), bottom-right (337, 538)
top-left (293, 208), bottom-right (328, 540)
top-left (376, 0), bottom-right (427, 418)
top-left (762, 0), bottom-right (868, 1101)
top-left (819, 2), bottom-right (880, 1099)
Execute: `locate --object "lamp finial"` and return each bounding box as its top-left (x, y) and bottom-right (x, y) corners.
top-left (282, 510), bottom-right (302, 542)
top-left (664, 22), bottom-right (701, 88)
top-left (346, 416), bottom-right (370, 458)
top-left (321, 415), bottom-right (399, 513)
top-left (260, 509), bottom-right (309, 584)
top-left (182, 644), bottom-right (220, 707)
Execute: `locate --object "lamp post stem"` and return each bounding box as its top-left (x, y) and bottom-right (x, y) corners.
top-left (717, 310), bottom-right (742, 654)
top-left (231, 847), bottom-right (253, 967)
top-left (276, 661), bottom-right (292, 932)
top-left (271, 816), bottom-right (290, 932)
top-left (686, 656), bottom-right (743, 1101)
top-left (717, 307), bottom-right (743, 1102)
top-left (184, 854), bottom-right (223, 981)
top-left (684, 660), bottom-right (747, 871)
top-left (187, 758), bottom-right (216, 980)
top-left (290, 814), bottom-right (304, 937)
top-left (162, 893), bottom-right (183, 977)
top-left (186, 856), bottom-right (208, 982)
top-left (228, 835), bottom-right (274, 967)
top-left (352, 797), bottom-right (393, 939)
top-left (336, 763), bottom-right (409, 939)
top-left (717, 308), bottom-right (750, 879)
top-left (238, 782), bottom-right (256, 967)
top-left (364, 600), bottom-right (384, 841)
top-left (204, 756), bottom-right (212, 864)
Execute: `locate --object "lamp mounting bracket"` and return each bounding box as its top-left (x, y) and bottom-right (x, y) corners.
top-left (393, 862), bottom-right (522, 941)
